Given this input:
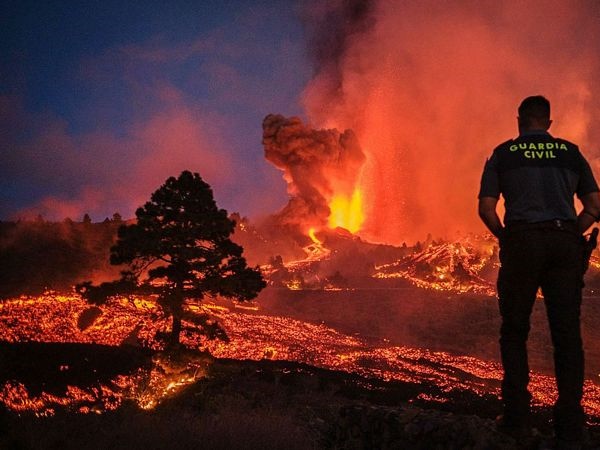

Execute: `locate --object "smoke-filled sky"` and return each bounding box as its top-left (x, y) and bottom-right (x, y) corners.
top-left (304, 0), bottom-right (600, 242)
top-left (3, 0), bottom-right (600, 244)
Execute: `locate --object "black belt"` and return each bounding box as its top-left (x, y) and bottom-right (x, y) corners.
top-left (505, 219), bottom-right (577, 233)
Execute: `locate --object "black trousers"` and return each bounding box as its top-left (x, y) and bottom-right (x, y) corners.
top-left (498, 224), bottom-right (584, 441)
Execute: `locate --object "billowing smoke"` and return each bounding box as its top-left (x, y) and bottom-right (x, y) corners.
top-left (262, 114), bottom-right (365, 231)
top-left (301, 0), bottom-right (600, 243)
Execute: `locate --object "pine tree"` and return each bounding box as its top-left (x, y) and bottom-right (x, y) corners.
top-left (78, 171), bottom-right (265, 346)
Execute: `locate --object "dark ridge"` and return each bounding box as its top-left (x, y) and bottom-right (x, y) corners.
top-left (0, 341), bottom-right (152, 396)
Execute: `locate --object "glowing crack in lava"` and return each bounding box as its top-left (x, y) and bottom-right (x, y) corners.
top-left (328, 188), bottom-right (364, 233)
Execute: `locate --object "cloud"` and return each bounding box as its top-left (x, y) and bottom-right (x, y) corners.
top-left (1, 91), bottom-right (231, 221)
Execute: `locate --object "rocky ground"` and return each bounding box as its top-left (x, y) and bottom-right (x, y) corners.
top-left (2, 345), bottom-right (600, 450)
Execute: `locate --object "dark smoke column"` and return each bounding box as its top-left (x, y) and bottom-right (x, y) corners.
top-left (262, 114), bottom-right (365, 232)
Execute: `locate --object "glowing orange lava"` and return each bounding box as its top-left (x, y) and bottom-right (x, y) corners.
top-left (295, 227), bottom-right (329, 263)
top-left (328, 188), bottom-right (364, 233)
top-left (308, 227), bottom-right (322, 245)
top-left (3, 292), bottom-right (600, 421)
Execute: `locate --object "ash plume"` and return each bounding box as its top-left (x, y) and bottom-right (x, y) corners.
top-left (301, 0), bottom-right (600, 243)
top-left (262, 114), bottom-right (365, 231)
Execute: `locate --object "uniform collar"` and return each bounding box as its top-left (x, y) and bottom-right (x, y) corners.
top-left (519, 129), bottom-right (551, 137)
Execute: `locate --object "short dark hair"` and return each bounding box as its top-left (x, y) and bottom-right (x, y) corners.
top-left (518, 96), bottom-right (550, 126)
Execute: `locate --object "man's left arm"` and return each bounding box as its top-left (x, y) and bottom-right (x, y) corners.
top-left (576, 153), bottom-right (600, 233)
top-left (578, 192), bottom-right (600, 233)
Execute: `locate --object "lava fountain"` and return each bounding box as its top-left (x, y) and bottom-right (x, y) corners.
top-left (262, 114), bottom-right (366, 236)
top-left (328, 188), bottom-right (364, 233)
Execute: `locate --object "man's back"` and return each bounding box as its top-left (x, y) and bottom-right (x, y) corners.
top-left (480, 131), bottom-right (597, 224)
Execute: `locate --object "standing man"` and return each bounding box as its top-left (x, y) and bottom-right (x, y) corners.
top-left (478, 95), bottom-right (600, 449)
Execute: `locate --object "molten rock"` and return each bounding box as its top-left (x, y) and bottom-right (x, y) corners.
top-left (262, 114), bottom-right (365, 231)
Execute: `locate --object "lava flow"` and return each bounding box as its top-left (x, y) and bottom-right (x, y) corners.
top-left (2, 292), bottom-right (600, 421)
top-left (373, 237), bottom-right (497, 296)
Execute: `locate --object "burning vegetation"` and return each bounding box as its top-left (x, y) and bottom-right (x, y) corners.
top-left (5, 171), bottom-right (600, 423)
top-left (2, 211), bottom-right (600, 419)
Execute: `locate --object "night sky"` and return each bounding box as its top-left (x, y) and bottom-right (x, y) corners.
top-left (1, 0), bottom-right (309, 221)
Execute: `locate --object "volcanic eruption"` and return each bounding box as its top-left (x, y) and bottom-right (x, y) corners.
top-left (262, 114), bottom-right (366, 236)
top-left (5, 3), bottom-right (600, 446)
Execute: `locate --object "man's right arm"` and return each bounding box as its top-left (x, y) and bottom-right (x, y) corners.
top-left (478, 152), bottom-right (503, 239)
top-left (478, 196), bottom-right (504, 239)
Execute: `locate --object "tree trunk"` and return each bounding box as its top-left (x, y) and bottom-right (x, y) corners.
top-left (167, 284), bottom-right (184, 348)
top-left (170, 314), bottom-right (182, 347)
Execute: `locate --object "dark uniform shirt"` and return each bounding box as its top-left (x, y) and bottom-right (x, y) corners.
top-left (479, 130), bottom-right (599, 224)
